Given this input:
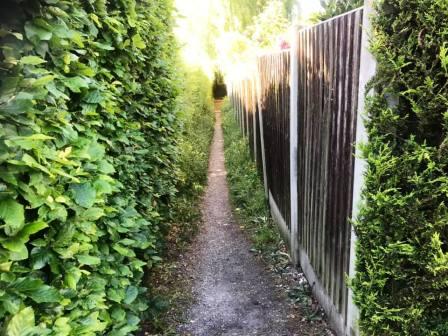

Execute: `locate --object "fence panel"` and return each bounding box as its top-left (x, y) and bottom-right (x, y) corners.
top-left (258, 52), bottom-right (291, 231)
top-left (295, 8), bottom-right (363, 329)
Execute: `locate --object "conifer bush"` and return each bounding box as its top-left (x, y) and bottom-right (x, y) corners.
top-left (353, 0), bottom-right (448, 335)
top-left (0, 0), bottom-right (178, 334)
top-left (313, 0), bottom-right (363, 22)
top-left (212, 71), bottom-right (227, 100)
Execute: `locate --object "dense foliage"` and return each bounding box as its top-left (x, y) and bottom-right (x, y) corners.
top-left (352, 0), bottom-right (448, 335)
top-left (222, 0), bottom-right (291, 49)
top-left (313, 0), bottom-right (363, 21)
top-left (224, 0), bottom-right (271, 31)
top-left (224, 0), bottom-right (294, 31)
top-left (142, 66), bottom-right (214, 333)
top-left (212, 72), bottom-right (227, 100)
top-left (174, 67), bottom-right (214, 222)
top-left (221, 100), bottom-right (277, 252)
top-left (247, 0), bottom-right (290, 49)
top-left (0, 0), bottom-right (179, 334)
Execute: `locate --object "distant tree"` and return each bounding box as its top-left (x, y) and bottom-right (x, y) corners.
top-left (223, 0), bottom-right (294, 33)
top-left (212, 71), bottom-right (227, 99)
top-left (283, 0), bottom-right (296, 20)
top-left (224, 0), bottom-right (270, 32)
top-left (313, 0), bottom-right (363, 21)
top-left (247, 0), bottom-right (290, 49)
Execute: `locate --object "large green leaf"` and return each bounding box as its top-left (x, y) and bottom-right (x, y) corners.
top-left (11, 277), bottom-right (61, 303)
top-left (77, 255), bottom-right (101, 265)
top-left (5, 134), bottom-right (54, 150)
top-left (64, 76), bottom-right (89, 93)
top-left (3, 295), bottom-right (21, 314)
top-left (10, 278), bottom-right (42, 292)
top-left (31, 75), bottom-right (55, 87)
top-left (19, 56), bottom-right (46, 65)
top-left (53, 317), bottom-right (71, 336)
top-left (5, 307), bottom-right (35, 336)
top-left (20, 221), bottom-right (48, 236)
top-left (70, 183), bottom-right (96, 208)
top-left (2, 238), bottom-right (27, 253)
top-left (113, 244), bottom-right (135, 258)
top-left (27, 285), bottom-right (61, 303)
top-left (13, 154), bottom-right (51, 175)
top-left (73, 312), bottom-right (106, 334)
top-left (0, 97), bottom-right (33, 116)
top-left (8, 244), bottom-right (29, 261)
top-left (0, 199), bottom-right (25, 236)
top-left (81, 207), bottom-right (104, 221)
top-left (64, 268), bottom-right (81, 289)
top-left (123, 286), bottom-right (138, 304)
top-left (132, 34), bottom-right (146, 49)
top-left (24, 22), bottom-right (52, 41)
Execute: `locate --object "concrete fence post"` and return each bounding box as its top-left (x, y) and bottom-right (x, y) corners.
top-left (252, 78), bottom-right (257, 162)
top-left (346, 1), bottom-right (376, 335)
top-left (255, 64), bottom-right (269, 199)
top-left (289, 27), bottom-right (299, 264)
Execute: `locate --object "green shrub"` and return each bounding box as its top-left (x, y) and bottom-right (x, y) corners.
top-left (176, 67), bottom-right (214, 197)
top-left (312, 0), bottom-right (363, 22)
top-left (212, 71), bottom-right (227, 100)
top-left (352, 1), bottom-right (448, 335)
top-left (141, 67), bottom-right (214, 333)
top-left (222, 100), bottom-right (278, 252)
top-left (0, 0), bottom-right (178, 334)
top-left (164, 66), bottom-right (214, 243)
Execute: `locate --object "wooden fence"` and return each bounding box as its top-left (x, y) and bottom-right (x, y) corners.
top-left (296, 7), bottom-right (363, 327)
top-left (227, 4), bottom-right (374, 336)
top-left (258, 52), bottom-right (291, 235)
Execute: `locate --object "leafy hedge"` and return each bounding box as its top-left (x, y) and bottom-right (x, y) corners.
top-left (352, 0), bottom-right (448, 335)
top-left (312, 0), bottom-right (362, 22)
top-left (0, 0), bottom-right (178, 334)
top-left (212, 71), bottom-right (227, 100)
top-left (176, 67), bottom-right (214, 198)
top-left (221, 100), bottom-right (277, 251)
top-left (142, 67), bottom-right (214, 333)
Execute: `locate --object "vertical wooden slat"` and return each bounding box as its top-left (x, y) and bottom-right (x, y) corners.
top-left (335, 12), bottom-right (347, 313)
top-left (325, 17), bottom-right (336, 296)
top-left (315, 23), bottom-right (324, 280)
top-left (310, 26), bottom-right (317, 267)
top-left (254, 52), bottom-right (291, 232)
top-left (304, 28), bottom-right (311, 257)
top-left (340, 11), bottom-right (354, 320)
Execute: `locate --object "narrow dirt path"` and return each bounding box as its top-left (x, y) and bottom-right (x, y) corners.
top-left (177, 101), bottom-right (294, 336)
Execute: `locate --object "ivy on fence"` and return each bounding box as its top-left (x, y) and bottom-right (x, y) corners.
top-left (353, 0), bottom-right (448, 335)
top-left (0, 0), bottom-right (177, 334)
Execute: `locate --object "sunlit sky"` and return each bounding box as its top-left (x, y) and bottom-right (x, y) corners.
top-left (297, 0), bottom-right (323, 18)
top-left (175, 0), bottom-right (323, 74)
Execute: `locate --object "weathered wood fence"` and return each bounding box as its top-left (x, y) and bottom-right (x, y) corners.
top-left (228, 4), bottom-right (375, 335)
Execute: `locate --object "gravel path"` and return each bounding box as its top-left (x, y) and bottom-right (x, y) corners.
top-left (177, 102), bottom-right (294, 336)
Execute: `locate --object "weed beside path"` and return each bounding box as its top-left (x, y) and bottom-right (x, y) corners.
top-left (222, 100), bottom-right (334, 336)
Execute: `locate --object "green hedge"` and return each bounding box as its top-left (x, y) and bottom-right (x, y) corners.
top-left (0, 0), bottom-right (177, 334)
top-left (176, 67), bottom-right (214, 197)
top-left (352, 0), bottom-right (448, 335)
top-left (221, 100), bottom-right (277, 251)
top-left (312, 0), bottom-right (363, 22)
